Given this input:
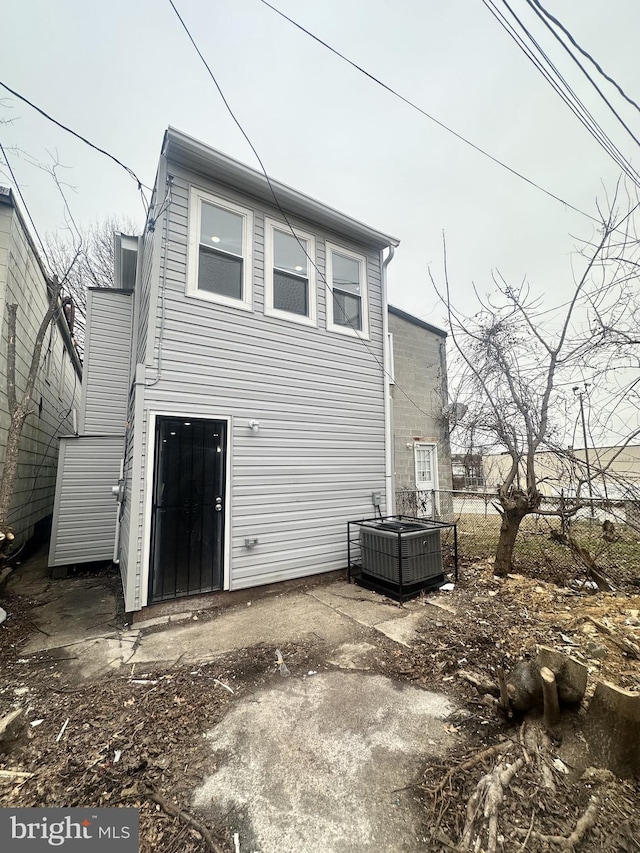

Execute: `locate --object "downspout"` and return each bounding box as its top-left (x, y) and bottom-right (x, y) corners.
top-left (382, 245), bottom-right (395, 515)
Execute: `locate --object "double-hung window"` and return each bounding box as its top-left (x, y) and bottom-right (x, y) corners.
top-left (187, 187), bottom-right (253, 310)
top-left (264, 218), bottom-right (316, 326)
top-left (326, 243), bottom-right (368, 338)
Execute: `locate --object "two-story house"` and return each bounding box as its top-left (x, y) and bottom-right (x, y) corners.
top-left (0, 187), bottom-right (81, 554)
top-left (49, 128), bottom-right (399, 613)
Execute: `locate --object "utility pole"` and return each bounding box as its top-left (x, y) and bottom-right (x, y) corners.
top-left (573, 384), bottom-right (595, 519)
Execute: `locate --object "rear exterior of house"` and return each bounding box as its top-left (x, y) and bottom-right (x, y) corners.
top-left (0, 187), bottom-right (81, 550)
top-left (388, 306), bottom-right (452, 517)
top-left (51, 129), bottom-right (399, 613)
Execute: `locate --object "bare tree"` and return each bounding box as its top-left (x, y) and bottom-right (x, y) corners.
top-left (45, 215), bottom-right (139, 348)
top-left (0, 274), bottom-right (75, 550)
top-left (435, 194), bottom-right (640, 577)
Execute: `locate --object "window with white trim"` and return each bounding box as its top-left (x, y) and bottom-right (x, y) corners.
top-left (326, 243), bottom-right (368, 337)
top-left (415, 443), bottom-right (438, 490)
top-left (264, 218), bottom-right (316, 325)
top-left (187, 188), bottom-right (253, 310)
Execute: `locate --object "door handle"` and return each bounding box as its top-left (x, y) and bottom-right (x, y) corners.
top-left (215, 496), bottom-right (222, 512)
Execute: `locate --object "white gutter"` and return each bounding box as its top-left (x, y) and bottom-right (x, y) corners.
top-left (382, 245), bottom-right (396, 515)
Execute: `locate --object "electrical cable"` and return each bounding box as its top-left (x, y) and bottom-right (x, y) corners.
top-left (483, 0), bottom-right (640, 187)
top-left (257, 0), bottom-right (602, 224)
top-left (0, 139), bottom-right (52, 268)
top-left (167, 0), bottom-right (436, 421)
top-left (527, 0), bottom-right (640, 126)
top-left (0, 80), bottom-right (150, 215)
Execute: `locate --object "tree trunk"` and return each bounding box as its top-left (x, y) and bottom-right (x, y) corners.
top-left (494, 509), bottom-right (526, 576)
top-left (0, 406), bottom-right (30, 537)
top-left (0, 278), bottom-right (62, 551)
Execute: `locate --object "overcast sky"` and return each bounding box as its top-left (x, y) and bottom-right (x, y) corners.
top-left (2, 0), bottom-right (640, 330)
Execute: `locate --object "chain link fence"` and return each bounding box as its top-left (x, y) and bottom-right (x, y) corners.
top-left (396, 488), bottom-right (640, 587)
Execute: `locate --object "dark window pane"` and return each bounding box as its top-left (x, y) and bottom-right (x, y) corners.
top-left (198, 247), bottom-right (243, 299)
top-left (274, 271), bottom-right (308, 316)
top-left (333, 290), bottom-right (361, 329)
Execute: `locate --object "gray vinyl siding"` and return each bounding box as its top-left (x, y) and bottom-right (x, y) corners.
top-left (80, 290), bottom-right (133, 435)
top-left (48, 435), bottom-right (123, 566)
top-left (0, 200), bottom-right (81, 546)
top-left (127, 165), bottom-right (387, 604)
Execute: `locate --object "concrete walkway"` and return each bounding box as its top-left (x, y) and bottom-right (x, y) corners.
top-left (5, 558), bottom-right (460, 852)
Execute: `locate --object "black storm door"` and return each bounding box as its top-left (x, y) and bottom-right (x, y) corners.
top-left (149, 417), bottom-right (227, 601)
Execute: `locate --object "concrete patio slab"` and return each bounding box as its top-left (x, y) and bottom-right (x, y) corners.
top-left (193, 671), bottom-right (457, 853)
top-left (375, 611), bottom-right (429, 647)
top-left (307, 585), bottom-right (408, 628)
top-left (128, 591), bottom-right (363, 666)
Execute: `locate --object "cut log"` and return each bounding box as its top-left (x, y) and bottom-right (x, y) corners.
top-left (540, 667), bottom-right (561, 732)
top-left (584, 681), bottom-right (640, 778)
top-left (0, 709), bottom-right (25, 755)
top-left (506, 660), bottom-right (542, 712)
top-left (497, 665), bottom-right (512, 717)
top-left (536, 646), bottom-right (588, 706)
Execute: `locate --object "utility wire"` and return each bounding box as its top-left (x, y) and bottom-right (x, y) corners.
top-left (483, 0), bottom-right (640, 187)
top-left (528, 0), bottom-right (640, 119)
top-left (0, 139), bottom-right (52, 268)
top-left (0, 80), bottom-right (150, 214)
top-left (168, 0), bottom-right (436, 422)
top-left (257, 0), bottom-right (601, 224)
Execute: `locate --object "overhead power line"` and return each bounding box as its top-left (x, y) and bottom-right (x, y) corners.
top-left (482, 0), bottom-right (640, 188)
top-left (257, 0), bottom-right (600, 224)
top-left (0, 139), bottom-right (51, 267)
top-left (0, 80), bottom-right (150, 213)
top-left (168, 0), bottom-right (438, 422)
top-left (528, 0), bottom-right (640, 117)
top-left (522, 0), bottom-right (640, 152)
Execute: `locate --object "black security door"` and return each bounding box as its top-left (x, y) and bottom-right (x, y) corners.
top-left (149, 417), bottom-right (227, 601)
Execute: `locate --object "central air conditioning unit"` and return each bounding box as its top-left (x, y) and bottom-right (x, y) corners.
top-left (358, 518), bottom-right (445, 598)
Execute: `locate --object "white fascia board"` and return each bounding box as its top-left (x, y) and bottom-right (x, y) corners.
top-left (163, 127), bottom-right (400, 251)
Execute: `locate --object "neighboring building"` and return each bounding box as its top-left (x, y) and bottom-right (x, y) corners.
top-left (389, 306), bottom-right (452, 516)
top-left (50, 128), bottom-right (400, 612)
top-left (451, 453), bottom-right (485, 491)
top-left (483, 445), bottom-right (640, 499)
top-left (0, 187), bottom-right (82, 550)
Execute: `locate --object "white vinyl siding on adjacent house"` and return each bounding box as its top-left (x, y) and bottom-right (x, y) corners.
top-left (325, 242), bottom-right (369, 338)
top-left (48, 435), bottom-right (123, 566)
top-left (0, 198), bottom-right (81, 547)
top-left (264, 217), bottom-right (316, 326)
top-left (186, 187), bottom-right (253, 311)
top-left (80, 290), bottom-right (133, 435)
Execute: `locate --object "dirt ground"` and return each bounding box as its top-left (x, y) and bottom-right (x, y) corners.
top-left (1, 557), bottom-right (639, 852)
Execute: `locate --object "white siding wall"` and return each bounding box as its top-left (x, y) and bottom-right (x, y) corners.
top-left (0, 200), bottom-right (81, 545)
top-left (49, 435), bottom-right (123, 566)
top-left (80, 290), bottom-right (133, 434)
top-left (126, 164), bottom-right (388, 608)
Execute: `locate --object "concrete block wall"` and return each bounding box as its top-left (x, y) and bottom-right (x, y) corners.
top-left (389, 309), bottom-right (452, 495)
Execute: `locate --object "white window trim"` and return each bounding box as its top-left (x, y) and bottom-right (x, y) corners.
top-left (264, 217), bottom-right (317, 327)
top-left (414, 442), bottom-right (439, 490)
top-left (325, 242), bottom-right (369, 339)
top-left (187, 186), bottom-right (254, 311)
